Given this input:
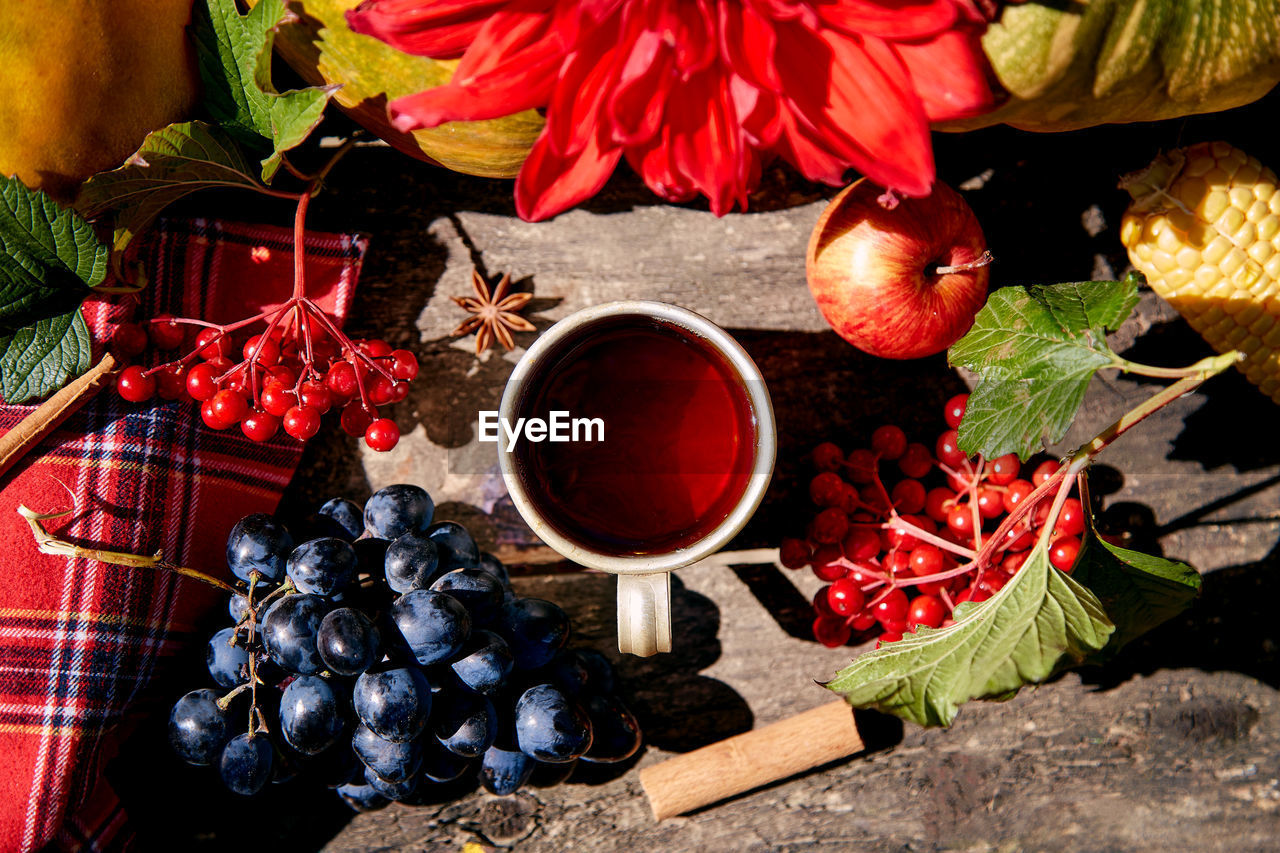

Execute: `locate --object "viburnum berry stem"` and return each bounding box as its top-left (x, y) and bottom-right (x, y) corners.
top-left (17, 505), bottom-right (238, 593)
top-left (883, 515), bottom-right (977, 560)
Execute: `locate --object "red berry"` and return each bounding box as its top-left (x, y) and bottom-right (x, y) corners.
top-left (186, 362), bottom-right (219, 401)
top-left (837, 483), bottom-right (861, 515)
top-left (891, 479), bottom-right (926, 515)
top-left (908, 545), bottom-right (943, 577)
top-left (935, 429), bottom-right (967, 469)
top-left (210, 389), bottom-right (248, 426)
top-left (325, 361), bottom-right (360, 399)
top-left (1032, 459), bottom-right (1061, 486)
top-left (826, 578), bottom-right (865, 616)
top-left (859, 484), bottom-right (891, 514)
top-left (243, 335), bottom-right (281, 367)
top-left (1002, 479), bottom-right (1034, 514)
top-left (205, 356), bottom-right (234, 376)
top-left (943, 393), bottom-right (968, 429)
top-left (241, 410), bottom-right (280, 443)
top-left (885, 514), bottom-right (934, 551)
top-left (809, 472), bottom-right (845, 507)
top-left (879, 618), bottom-right (908, 636)
top-left (870, 425), bottom-right (907, 460)
top-left (872, 588), bottom-right (909, 623)
top-left (359, 339), bottom-right (393, 358)
top-left (809, 507), bottom-right (849, 545)
top-left (812, 587), bottom-right (838, 618)
top-left (841, 527), bottom-right (880, 562)
top-left (341, 403), bottom-right (374, 437)
top-left (261, 384), bottom-right (297, 417)
top-left (201, 399), bottom-right (232, 430)
top-left (389, 381), bottom-right (410, 403)
top-left (924, 487), bottom-right (954, 523)
top-left (195, 328), bottom-right (233, 360)
top-left (365, 418), bottom-right (401, 452)
top-left (1000, 525), bottom-right (1036, 552)
top-left (116, 365), bottom-right (156, 402)
top-left (265, 365), bottom-right (297, 389)
top-left (1055, 498), bottom-right (1086, 537)
top-left (898, 443), bottom-right (933, 479)
top-left (954, 586), bottom-right (992, 606)
top-left (811, 442), bottom-right (844, 473)
top-left (299, 381), bottom-right (333, 415)
top-left (283, 405), bottom-right (322, 441)
top-left (390, 349), bottom-right (419, 381)
top-left (975, 487), bottom-right (1004, 519)
top-left (1002, 550), bottom-right (1030, 574)
top-left (883, 550), bottom-right (911, 578)
top-left (1050, 536), bottom-right (1081, 572)
top-left (845, 448), bottom-right (877, 484)
top-left (810, 544), bottom-right (845, 582)
top-left (850, 612), bottom-right (877, 632)
top-left (112, 322), bottom-right (148, 358)
top-left (149, 314), bottom-right (185, 349)
top-left (876, 632), bottom-right (904, 648)
top-left (813, 616), bottom-right (852, 648)
top-left (986, 453), bottom-right (1021, 486)
top-left (310, 339), bottom-right (340, 367)
top-left (779, 538), bottom-right (811, 570)
top-left (907, 594), bottom-right (947, 630)
top-left (368, 374), bottom-right (398, 406)
top-left (947, 504), bottom-right (974, 536)
top-left (154, 364), bottom-right (187, 401)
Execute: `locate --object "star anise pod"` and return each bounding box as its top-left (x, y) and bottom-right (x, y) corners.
top-left (450, 270), bottom-right (536, 354)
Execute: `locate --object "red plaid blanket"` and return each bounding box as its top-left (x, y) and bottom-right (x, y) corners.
top-left (0, 218), bottom-right (367, 852)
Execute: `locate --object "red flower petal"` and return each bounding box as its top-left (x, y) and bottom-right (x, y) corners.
top-left (718, 1), bottom-right (782, 92)
top-left (387, 0), bottom-right (562, 129)
top-left (625, 128), bottom-right (697, 204)
top-left (815, 0), bottom-right (959, 40)
top-left (774, 24), bottom-right (934, 195)
top-left (346, 0), bottom-right (510, 59)
top-left (607, 30), bottom-right (675, 146)
top-left (515, 127), bottom-right (622, 222)
top-left (895, 27), bottom-right (998, 121)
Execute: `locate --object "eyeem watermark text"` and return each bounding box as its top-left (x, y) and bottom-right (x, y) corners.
top-left (479, 410), bottom-right (604, 452)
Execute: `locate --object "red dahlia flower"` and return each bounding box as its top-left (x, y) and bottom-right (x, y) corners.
top-left (348, 0), bottom-right (1000, 222)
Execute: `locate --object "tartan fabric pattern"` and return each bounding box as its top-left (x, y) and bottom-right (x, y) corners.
top-left (0, 218), bottom-right (367, 853)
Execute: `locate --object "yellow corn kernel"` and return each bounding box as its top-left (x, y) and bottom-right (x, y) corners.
top-left (1122, 142), bottom-right (1280, 404)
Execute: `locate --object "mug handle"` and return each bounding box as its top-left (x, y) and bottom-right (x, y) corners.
top-left (616, 572), bottom-right (672, 656)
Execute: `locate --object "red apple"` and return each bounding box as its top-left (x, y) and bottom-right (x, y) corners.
top-left (806, 179), bottom-right (990, 360)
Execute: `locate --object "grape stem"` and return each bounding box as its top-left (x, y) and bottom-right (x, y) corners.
top-left (16, 505), bottom-right (238, 593)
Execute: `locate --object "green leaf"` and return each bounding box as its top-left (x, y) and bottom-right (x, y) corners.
top-left (0, 176), bottom-right (105, 331)
top-left (1071, 529), bottom-right (1201, 661)
top-left (0, 307), bottom-right (92, 403)
top-left (948, 276), bottom-right (1141, 461)
top-left (77, 121), bottom-right (262, 256)
top-left (824, 547), bottom-right (1115, 727)
top-left (191, 0), bottom-right (337, 181)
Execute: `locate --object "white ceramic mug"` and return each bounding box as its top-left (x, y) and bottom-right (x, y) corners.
top-left (498, 301), bottom-right (776, 657)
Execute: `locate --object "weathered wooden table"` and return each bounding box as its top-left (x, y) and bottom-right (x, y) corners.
top-left (116, 92), bottom-right (1280, 851)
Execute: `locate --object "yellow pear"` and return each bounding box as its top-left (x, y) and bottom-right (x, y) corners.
top-left (0, 0), bottom-right (199, 200)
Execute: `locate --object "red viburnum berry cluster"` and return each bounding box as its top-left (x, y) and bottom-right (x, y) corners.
top-left (108, 191), bottom-right (416, 453)
top-left (112, 314), bottom-right (417, 452)
top-left (779, 393), bottom-right (1086, 650)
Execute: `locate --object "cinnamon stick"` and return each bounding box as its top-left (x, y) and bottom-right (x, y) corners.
top-left (0, 353), bottom-right (116, 480)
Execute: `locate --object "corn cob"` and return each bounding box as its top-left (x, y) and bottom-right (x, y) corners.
top-left (1120, 141), bottom-right (1280, 402)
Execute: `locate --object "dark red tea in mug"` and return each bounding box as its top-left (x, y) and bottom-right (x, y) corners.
top-left (513, 316), bottom-right (758, 556)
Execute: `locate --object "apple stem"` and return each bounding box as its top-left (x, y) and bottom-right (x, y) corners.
top-left (934, 250), bottom-right (994, 276)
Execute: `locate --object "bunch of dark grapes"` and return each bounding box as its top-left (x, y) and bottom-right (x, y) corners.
top-left (779, 393), bottom-right (1085, 649)
top-left (112, 317), bottom-right (416, 452)
top-left (168, 484), bottom-right (641, 810)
